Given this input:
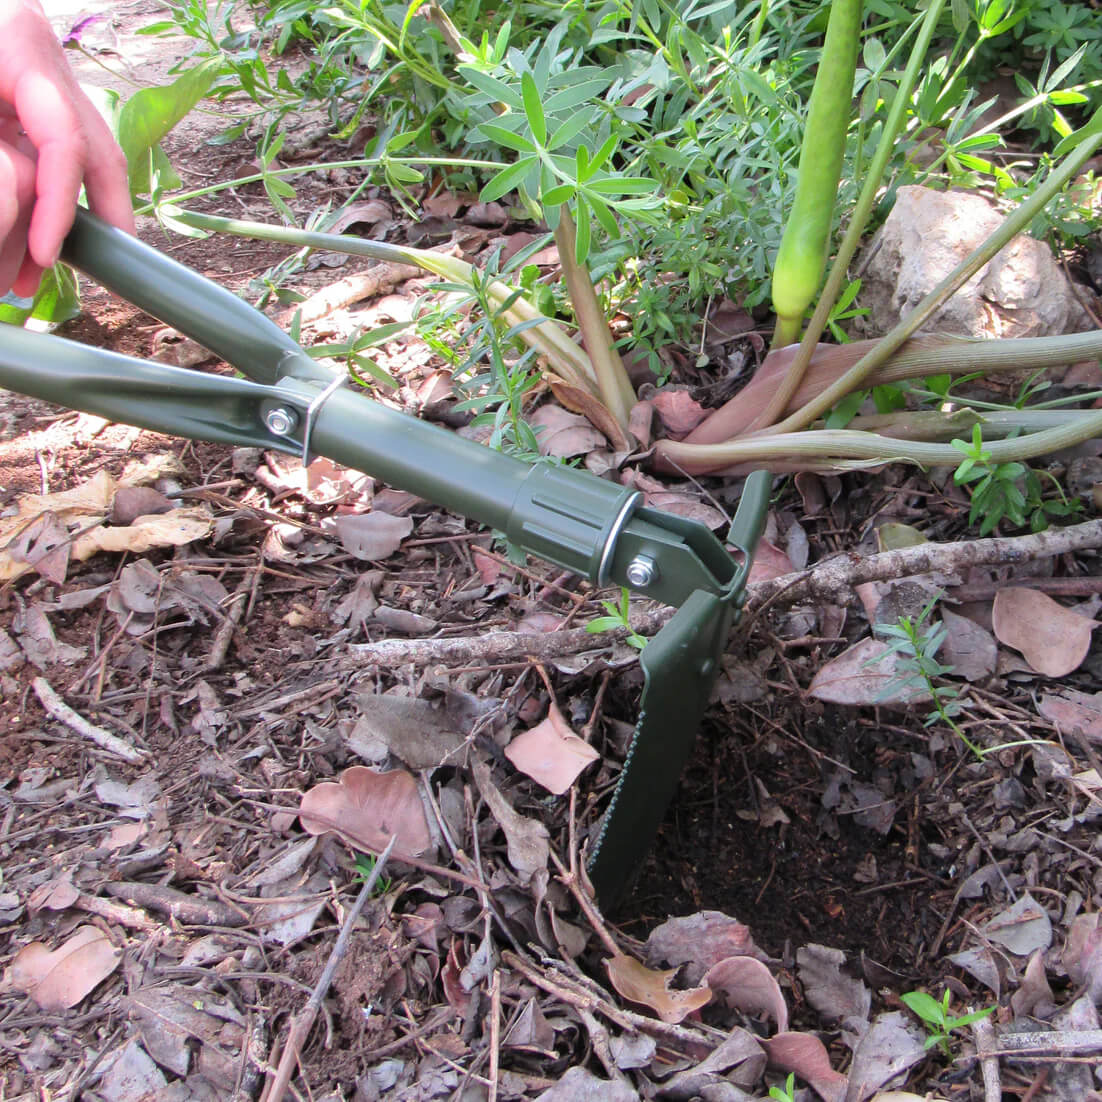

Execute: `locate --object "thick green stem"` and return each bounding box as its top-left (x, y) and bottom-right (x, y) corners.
top-left (756, 0), bottom-right (946, 429)
top-left (769, 0), bottom-right (861, 349)
top-left (770, 110), bottom-right (1102, 436)
top-left (552, 208), bottom-right (636, 441)
top-left (657, 407), bottom-right (1102, 474)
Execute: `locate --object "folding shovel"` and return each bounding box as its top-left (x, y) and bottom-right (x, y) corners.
top-left (0, 210), bottom-right (770, 907)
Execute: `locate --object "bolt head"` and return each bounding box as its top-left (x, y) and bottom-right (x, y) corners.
top-left (265, 407), bottom-right (296, 436)
top-left (625, 555), bottom-right (658, 587)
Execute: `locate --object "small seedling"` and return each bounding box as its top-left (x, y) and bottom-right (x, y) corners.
top-left (586, 587), bottom-right (647, 650)
top-left (353, 852), bottom-right (392, 895)
top-left (872, 593), bottom-right (985, 759)
top-left (768, 1072), bottom-right (797, 1102)
top-left (902, 988), bottom-right (995, 1055)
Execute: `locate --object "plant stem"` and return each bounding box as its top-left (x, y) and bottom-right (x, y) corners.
top-left (552, 208), bottom-right (636, 441)
top-left (769, 108), bottom-right (1102, 436)
top-left (656, 407), bottom-right (1102, 474)
top-left (166, 207), bottom-right (601, 393)
top-left (755, 0), bottom-right (946, 429)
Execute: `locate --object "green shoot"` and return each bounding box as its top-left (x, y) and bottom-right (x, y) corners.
top-left (587, 588), bottom-right (647, 651)
top-left (872, 593), bottom-right (984, 759)
top-left (901, 988), bottom-right (995, 1056)
top-left (768, 1073), bottom-right (797, 1102)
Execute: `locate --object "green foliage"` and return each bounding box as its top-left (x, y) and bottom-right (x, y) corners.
top-left (353, 852), bottom-right (393, 894)
top-left (951, 424), bottom-right (1082, 535)
top-left (768, 1073), bottom-right (797, 1102)
top-left (0, 266), bottom-right (81, 328)
top-left (587, 588), bottom-right (648, 650)
top-left (901, 988), bottom-right (995, 1055)
top-left (417, 247), bottom-right (547, 459)
top-left (872, 593), bottom-right (983, 758)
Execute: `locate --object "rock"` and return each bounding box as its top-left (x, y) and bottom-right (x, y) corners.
top-left (858, 185), bottom-right (1093, 339)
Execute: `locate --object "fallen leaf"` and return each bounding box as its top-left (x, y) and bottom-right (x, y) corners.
top-left (992, 587), bottom-right (1097, 676)
top-left (748, 537), bottom-right (794, 583)
top-left (99, 1037), bottom-right (167, 1102)
top-left (471, 759), bottom-right (550, 882)
top-left (533, 1066), bottom-right (638, 1102)
top-left (980, 892), bottom-right (1052, 956)
top-left (111, 486), bottom-right (174, 526)
top-left (327, 512), bottom-right (413, 560)
top-left (605, 951), bottom-right (712, 1024)
top-left (354, 694), bottom-right (467, 770)
top-left (1062, 912), bottom-right (1102, 1002)
top-left (651, 388), bottom-right (708, 436)
top-left (658, 1028), bottom-right (766, 1093)
top-left (807, 638), bottom-right (929, 707)
top-left (548, 381), bottom-right (631, 451)
top-left (529, 404), bottom-right (608, 458)
top-left (505, 702), bottom-right (599, 795)
top-left (644, 910), bottom-right (764, 986)
top-left (939, 608), bottom-right (997, 681)
top-left (4, 925), bottom-right (120, 1010)
top-left (73, 508), bottom-right (213, 561)
top-left (845, 1011), bottom-right (926, 1102)
top-left (946, 946), bottom-right (1001, 995)
top-left (299, 765), bottom-right (432, 860)
top-left (27, 875), bottom-right (80, 912)
top-left (1011, 949), bottom-right (1055, 1017)
top-left (796, 944), bottom-right (871, 1027)
top-left (762, 1032), bottom-right (848, 1102)
top-left (1039, 689), bottom-right (1102, 741)
top-left (705, 955), bottom-right (788, 1032)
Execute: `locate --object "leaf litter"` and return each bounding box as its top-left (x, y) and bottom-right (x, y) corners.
top-left (4, 79), bottom-right (1102, 1102)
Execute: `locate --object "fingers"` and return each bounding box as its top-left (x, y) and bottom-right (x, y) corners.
top-left (0, 0), bottom-right (133, 281)
top-left (0, 134), bottom-right (37, 295)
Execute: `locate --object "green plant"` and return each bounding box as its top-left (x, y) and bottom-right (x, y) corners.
top-left (901, 988), bottom-right (995, 1055)
top-left (951, 423), bottom-right (1082, 535)
top-left (587, 588), bottom-right (648, 650)
top-left (872, 593), bottom-right (983, 758)
top-left (768, 1073), bottom-right (797, 1102)
top-left (353, 852), bottom-right (392, 895)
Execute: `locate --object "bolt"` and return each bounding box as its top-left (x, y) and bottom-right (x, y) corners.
top-left (625, 554), bottom-right (658, 588)
top-left (265, 407), bottom-right (297, 436)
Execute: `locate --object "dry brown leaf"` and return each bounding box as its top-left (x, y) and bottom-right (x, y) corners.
top-left (796, 944), bottom-right (871, 1026)
top-left (748, 537), bottom-right (794, 584)
top-left (328, 512), bottom-right (413, 561)
top-left (27, 875), bottom-right (80, 912)
top-left (605, 951), bottom-right (712, 1024)
top-left (298, 765), bottom-right (432, 860)
top-left (807, 638), bottom-right (929, 708)
top-left (1039, 689), bottom-right (1102, 741)
top-left (548, 381), bottom-right (631, 451)
top-left (992, 587), bottom-right (1098, 677)
top-left (651, 388), bottom-right (708, 437)
top-left (529, 403), bottom-right (609, 458)
top-left (73, 508), bottom-right (213, 559)
top-left (4, 925), bottom-right (120, 1010)
top-left (110, 486), bottom-right (173, 526)
top-left (644, 910), bottom-right (764, 986)
top-left (1062, 913), bottom-right (1102, 1001)
top-left (705, 955), bottom-right (789, 1032)
top-left (471, 759), bottom-right (550, 882)
top-left (939, 607), bottom-right (997, 681)
top-left (504, 702), bottom-right (599, 795)
top-left (762, 1032), bottom-right (848, 1102)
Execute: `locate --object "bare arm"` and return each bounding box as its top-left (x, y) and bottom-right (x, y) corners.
top-left (0, 0), bottom-right (133, 297)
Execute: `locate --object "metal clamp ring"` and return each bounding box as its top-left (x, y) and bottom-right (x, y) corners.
top-left (300, 373), bottom-right (347, 468)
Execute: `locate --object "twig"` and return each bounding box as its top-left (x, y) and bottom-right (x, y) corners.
top-left (32, 677), bottom-right (147, 764)
top-left (206, 567), bottom-right (257, 671)
top-left (338, 519), bottom-right (1102, 669)
top-left (973, 1011), bottom-right (1001, 1102)
top-left (488, 970), bottom-right (502, 1102)
top-left (991, 1029), bottom-right (1102, 1054)
top-left (262, 836), bottom-right (397, 1102)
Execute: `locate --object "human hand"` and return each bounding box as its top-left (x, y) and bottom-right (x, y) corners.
top-left (0, 0), bottom-right (134, 298)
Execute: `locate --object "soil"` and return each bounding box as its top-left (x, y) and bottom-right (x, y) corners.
top-left (1, 3), bottom-right (1101, 1101)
